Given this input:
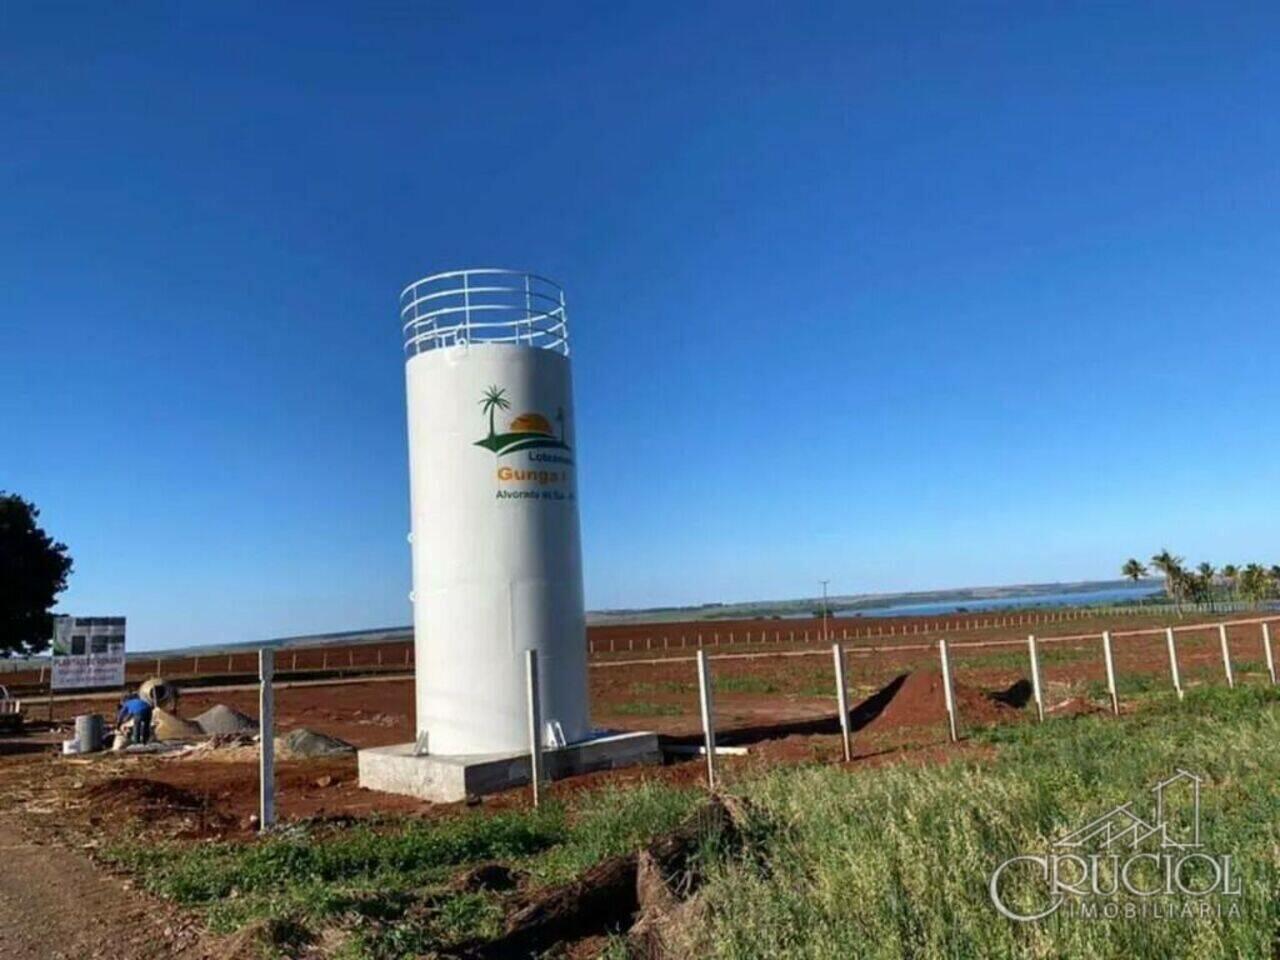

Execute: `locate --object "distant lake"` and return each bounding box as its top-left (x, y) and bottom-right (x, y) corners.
top-left (836, 583), bottom-right (1165, 619)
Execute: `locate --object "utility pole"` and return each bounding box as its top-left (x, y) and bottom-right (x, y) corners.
top-left (820, 579), bottom-right (830, 643)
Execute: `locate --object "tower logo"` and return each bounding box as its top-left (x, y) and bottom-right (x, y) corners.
top-left (474, 385), bottom-right (572, 457)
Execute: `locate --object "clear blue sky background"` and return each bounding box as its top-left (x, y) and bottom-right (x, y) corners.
top-left (4, 3), bottom-right (1279, 650)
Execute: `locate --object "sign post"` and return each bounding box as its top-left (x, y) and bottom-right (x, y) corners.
top-left (51, 617), bottom-right (126, 692)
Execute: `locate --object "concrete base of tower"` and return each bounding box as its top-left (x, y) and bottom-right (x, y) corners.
top-left (357, 730), bottom-right (662, 803)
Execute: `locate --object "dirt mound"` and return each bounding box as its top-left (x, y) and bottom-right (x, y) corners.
top-left (84, 777), bottom-right (206, 812)
top-left (152, 708), bottom-right (206, 741)
top-left (276, 728), bottom-right (355, 759)
top-left (194, 704), bottom-right (258, 736)
top-left (865, 670), bottom-right (1015, 731)
top-left (990, 679), bottom-right (1034, 708)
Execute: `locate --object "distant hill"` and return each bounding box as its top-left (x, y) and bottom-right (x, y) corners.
top-left (119, 577), bottom-right (1161, 659)
top-left (585, 578), bottom-right (1162, 625)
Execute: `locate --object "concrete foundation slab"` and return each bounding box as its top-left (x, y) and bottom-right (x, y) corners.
top-left (357, 730), bottom-right (661, 802)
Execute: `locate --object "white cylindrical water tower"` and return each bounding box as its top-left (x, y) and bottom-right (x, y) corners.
top-left (401, 269), bottom-right (589, 756)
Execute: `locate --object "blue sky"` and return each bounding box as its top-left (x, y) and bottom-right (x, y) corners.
top-left (4, 3), bottom-right (1279, 650)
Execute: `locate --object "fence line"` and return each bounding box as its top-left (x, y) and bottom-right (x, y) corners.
top-left (593, 613), bottom-right (1280, 669)
top-left (583, 601), bottom-right (1279, 655)
top-left (4, 605), bottom-right (1276, 690)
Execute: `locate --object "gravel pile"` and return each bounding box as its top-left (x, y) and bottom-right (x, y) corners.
top-left (276, 728), bottom-right (356, 759)
top-left (193, 704), bottom-right (259, 736)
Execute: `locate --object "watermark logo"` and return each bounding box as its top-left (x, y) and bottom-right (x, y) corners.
top-left (990, 769), bottom-right (1243, 922)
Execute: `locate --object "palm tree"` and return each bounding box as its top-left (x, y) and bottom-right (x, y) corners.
top-left (1122, 558), bottom-right (1148, 583)
top-left (1222, 564), bottom-right (1239, 601)
top-left (1240, 564), bottom-right (1269, 607)
top-left (1197, 562), bottom-right (1217, 612)
top-left (1150, 549), bottom-right (1186, 614)
top-left (479, 385), bottom-right (511, 440)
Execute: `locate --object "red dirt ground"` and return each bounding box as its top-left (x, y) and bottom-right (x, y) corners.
top-left (7, 607), bottom-right (1262, 692)
top-left (2, 613), bottom-right (1274, 844)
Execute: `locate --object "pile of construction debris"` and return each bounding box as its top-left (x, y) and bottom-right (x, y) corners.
top-left (61, 677), bottom-right (354, 761)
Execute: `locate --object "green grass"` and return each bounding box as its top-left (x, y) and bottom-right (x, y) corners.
top-left (105, 686), bottom-right (1280, 959)
top-left (1084, 670), bottom-right (1165, 700)
top-left (714, 675), bottom-right (781, 695)
top-left (630, 676), bottom-right (781, 696)
top-left (953, 644), bottom-right (1096, 672)
top-left (612, 700), bottom-right (685, 717)
top-left (697, 685), bottom-right (1280, 959)
top-left (630, 679), bottom-right (691, 695)
top-left (104, 782), bottom-right (701, 959)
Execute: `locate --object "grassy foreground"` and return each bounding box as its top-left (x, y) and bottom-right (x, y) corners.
top-left (107, 685), bottom-right (1280, 959)
top-left (698, 685), bottom-right (1279, 958)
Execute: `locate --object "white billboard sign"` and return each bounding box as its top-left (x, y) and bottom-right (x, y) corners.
top-left (51, 616), bottom-right (126, 690)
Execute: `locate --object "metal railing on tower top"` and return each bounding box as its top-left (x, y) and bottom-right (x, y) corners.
top-left (400, 268), bottom-right (569, 357)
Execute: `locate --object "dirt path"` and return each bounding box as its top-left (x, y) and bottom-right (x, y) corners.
top-left (0, 815), bottom-right (221, 960)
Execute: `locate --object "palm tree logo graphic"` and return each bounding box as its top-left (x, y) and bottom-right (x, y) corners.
top-left (475, 385), bottom-right (572, 457)
top-left (479, 385), bottom-right (511, 440)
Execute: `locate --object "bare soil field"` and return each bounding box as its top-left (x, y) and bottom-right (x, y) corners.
top-left (5, 612), bottom-right (1272, 834)
top-left (0, 606), bottom-right (1239, 692)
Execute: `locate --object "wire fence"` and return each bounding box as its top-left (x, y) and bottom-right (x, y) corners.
top-left (3, 602), bottom-right (1276, 698)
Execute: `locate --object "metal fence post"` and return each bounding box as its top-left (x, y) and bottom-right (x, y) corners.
top-left (696, 650), bottom-right (718, 790)
top-left (1101, 631), bottom-right (1119, 716)
top-left (1218, 624), bottom-right (1235, 688)
top-left (525, 649), bottom-right (543, 807)
top-left (938, 639), bottom-right (959, 743)
top-left (1263, 623), bottom-right (1277, 685)
top-left (1165, 627), bottom-right (1184, 700)
top-left (259, 649), bottom-right (275, 831)
top-left (1027, 635), bottom-right (1044, 723)
top-left (833, 643), bottom-right (852, 762)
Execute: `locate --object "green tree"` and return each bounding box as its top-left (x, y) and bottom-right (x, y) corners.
top-left (0, 493), bottom-right (73, 657)
top-left (1150, 549), bottom-right (1186, 613)
top-left (1239, 564), bottom-right (1271, 606)
top-left (478, 385), bottom-right (511, 440)
top-left (1121, 558), bottom-right (1148, 583)
top-left (1197, 562), bottom-right (1217, 611)
top-left (1222, 564), bottom-right (1240, 601)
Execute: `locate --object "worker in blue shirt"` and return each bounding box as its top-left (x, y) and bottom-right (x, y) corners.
top-left (116, 694), bottom-right (153, 745)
